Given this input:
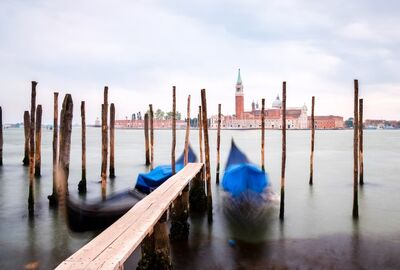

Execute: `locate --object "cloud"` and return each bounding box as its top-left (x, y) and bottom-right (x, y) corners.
top-left (0, 0), bottom-right (399, 123)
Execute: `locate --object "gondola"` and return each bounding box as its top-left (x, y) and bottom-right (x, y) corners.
top-left (67, 146), bottom-right (197, 232)
top-left (222, 140), bottom-right (269, 198)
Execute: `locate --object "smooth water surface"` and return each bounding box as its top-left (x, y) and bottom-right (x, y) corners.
top-left (0, 128), bottom-right (399, 269)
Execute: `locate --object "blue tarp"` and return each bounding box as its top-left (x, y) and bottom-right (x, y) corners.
top-left (222, 140), bottom-right (269, 198)
top-left (135, 145), bottom-right (197, 194)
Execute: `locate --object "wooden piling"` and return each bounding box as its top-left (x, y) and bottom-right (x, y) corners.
top-left (144, 113), bottom-right (150, 166)
top-left (170, 185), bottom-right (189, 240)
top-left (279, 82), bottom-right (287, 220)
top-left (29, 81), bottom-right (37, 176)
top-left (171, 86), bottom-right (176, 174)
top-left (101, 86), bottom-right (109, 182)
top-left (201, 89), bottom-right (213, 222)
top-left (198, 106), bottom-right (203, 164)
top-left (48, 93), bottom-right (59, 206)
top-left (149, 104), bottom-right (154, 170)
top-left (353, 80), bottom-right (359, 219)
top-left (184, 95), bottom-right (191, 165)
top-left (189, 166), bottom-right (207, 213)
top-left (0, 106), bottom-right (2, 166)
top-left (261, 99), bottom-right (265, 171)
top-left (359, 98), bottom-right (364, 186)
top-left (34, 105), bottom-right (42, 177)
top-left (23, 111), bottom-right (30, 166)
top-left (216, 104), bottom-right (221, 184)
top-left (109, 103), bottom-right (116, 178)
top-left (78, 101), bottom-right (87, 194)
top-left (58, 94), bottom-right (73, 201)
top-left (309, 96), bottom-right (315, 185)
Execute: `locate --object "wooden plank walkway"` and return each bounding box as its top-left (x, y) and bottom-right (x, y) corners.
top-left (56, 163), bottom-right (203, 270)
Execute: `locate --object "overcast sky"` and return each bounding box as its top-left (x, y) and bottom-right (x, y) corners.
top-left (0, 0), bottom-right (399, 124)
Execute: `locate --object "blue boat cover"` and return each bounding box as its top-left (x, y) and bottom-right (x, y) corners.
top-left (135, 145), bottom-right (197, 194)
top-left (222, 140), bottom-right (269, 198)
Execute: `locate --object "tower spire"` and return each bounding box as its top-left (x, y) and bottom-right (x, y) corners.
top-left (237, 68), bottom-right (242, 85)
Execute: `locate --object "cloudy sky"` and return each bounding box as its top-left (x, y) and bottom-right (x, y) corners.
top-left (0, 0), bottom-right (399, 124)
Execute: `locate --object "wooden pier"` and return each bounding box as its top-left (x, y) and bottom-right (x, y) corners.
top-left (56, 163), bottom-right (204, 270)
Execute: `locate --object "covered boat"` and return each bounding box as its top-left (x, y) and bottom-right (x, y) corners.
top-left (67, 146), bottom-right (197, 232)
top-left (136, 145), bottom-right (197, 194)
top-left (222, 140), bottom-right (269, 198)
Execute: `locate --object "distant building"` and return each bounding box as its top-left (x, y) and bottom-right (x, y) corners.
top-left (115, 119), bottom-right (186, 129)
top-left (365, 119), bottom-right (400, 129)
top-left (308, 115), bottom-right (344, 129)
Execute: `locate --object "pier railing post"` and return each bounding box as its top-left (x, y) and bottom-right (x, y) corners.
top-left (353, 80), bottom-right (359, 219)
top-left (48, 93), bottom-right (59, 205)
top-left (201, 89), bottom-right (213, 222)
top-left (78, 101), bottom-right (87, 194)
top-left (23, 111), bottom-right (30, 166)
top-left (359, 98), bottom-right (364, 185)
top-left (109, 103), bottom-right (116, 178)
top-left (309, 96), bottom-right (315, 185)
top-left (34, 105), bottom-right (42, 177)
top-left (216, 104), bottom-right (221, 184)
top-left (171, 86), bottom-right (176, 174)
top-left (279, 81), bottom-right (287, 220)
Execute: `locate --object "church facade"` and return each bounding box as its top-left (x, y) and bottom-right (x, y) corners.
top-left (210, 69), bottom-right (309, 129)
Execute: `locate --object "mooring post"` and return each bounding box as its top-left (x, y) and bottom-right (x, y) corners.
top-left (171, 86), bottom-right (176, 174)
top-left (29, 81), bottom-right (37, 176)
top-left (34, 105), bottom-right (42, 177)
top-left (101, 87), bottom-right (109, 183)
top-left (261, 99), bottom-right (265, 171)
top-left (78, 101), bottom-right (87, 194)
top-left (201, 89), bottom-right (213, 222)
top-left (309, 96), bottom-right (315, 185)
top-left (28, 174), bottom-right (34, 216)
top-left (144, 113), bottom-right (150, 166)
top-left (23, 111), bottom-right (30, 166)
top-left (48, 93), bottom-right (59, 205)
top-left (279, 81), bottom-right (287, 220)
top-left (58, 94), bottom-right (73, 204)
top-left (0, 106), bottom-right (3, 166)
top-left (149, 104), bottom-right (154, 170)
top-left (184, 95), bottom-right (191, 165)
top-left (109, 103), bottom-right (116, 178)
top-left (359, 98), bottom-right (364, 186)
top-left (198, 106), bottom-right (203, 164)
top-left (216, 104), bottom-right (221, 184)
top-left (189, 164), bottom-right (207, 213)
top-left (353, 80), bottom-right (359, 219)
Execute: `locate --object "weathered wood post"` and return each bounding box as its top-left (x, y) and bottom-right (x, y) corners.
top-left (261, 99), bottom-right (265, 171)
top-left (144, 113), bottom-right (150, 166)
top-left (34, 105), bottom-right (42, 177)
top-left (109, 103), bottom-right (116, 178)
top-left (198, 106), bottom-right (203, 164)
top-left (279, 81), bottom-right (287, 220)
top-left (58, 94), bottom-right (73, 203)
top-left (137, 213), bottom-right (172, 270)
top-left (359, 98), bottom-right (364, 186)
top-left (184, 95), bottom-right (191, 165)
top-left (78, 101), bottom-right (87, 194)
top-left (216, 104), bottom-right (221, 184)
top-left (353, 80), bottom-right (359, 219)
top-left (149, 104), bottom-right (154, 170)
top-left (189, 165), bottom-right (207, 213)
top-left (29, 81), bottom-right (37, 176)
top-left (101, 86), bottom-right (109, 183)
top-left (201, 89), bottom-right (213, 222)
top-left (23, 111), bottom-right (30, 166)
top-left (171, 86), bottom-right (176, 174)
top-left (0, 106), bottom-right (2, 166)
top-left (309, 96), bottom-right (315, 185)
top-left (48, 93), bottom-right (59, 205)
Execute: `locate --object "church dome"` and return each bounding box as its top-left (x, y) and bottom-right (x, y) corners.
top-left (272, 95), bottom-right (282, 108)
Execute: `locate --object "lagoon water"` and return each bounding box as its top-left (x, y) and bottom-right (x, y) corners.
top-left (0, 127), bottom-right (399, 269)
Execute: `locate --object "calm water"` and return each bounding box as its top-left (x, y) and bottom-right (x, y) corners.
top-left (0, 127), bottom-right (399, 269)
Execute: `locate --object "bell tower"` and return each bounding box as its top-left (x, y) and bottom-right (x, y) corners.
top-left (235, 68), bottom-right (244, 119)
